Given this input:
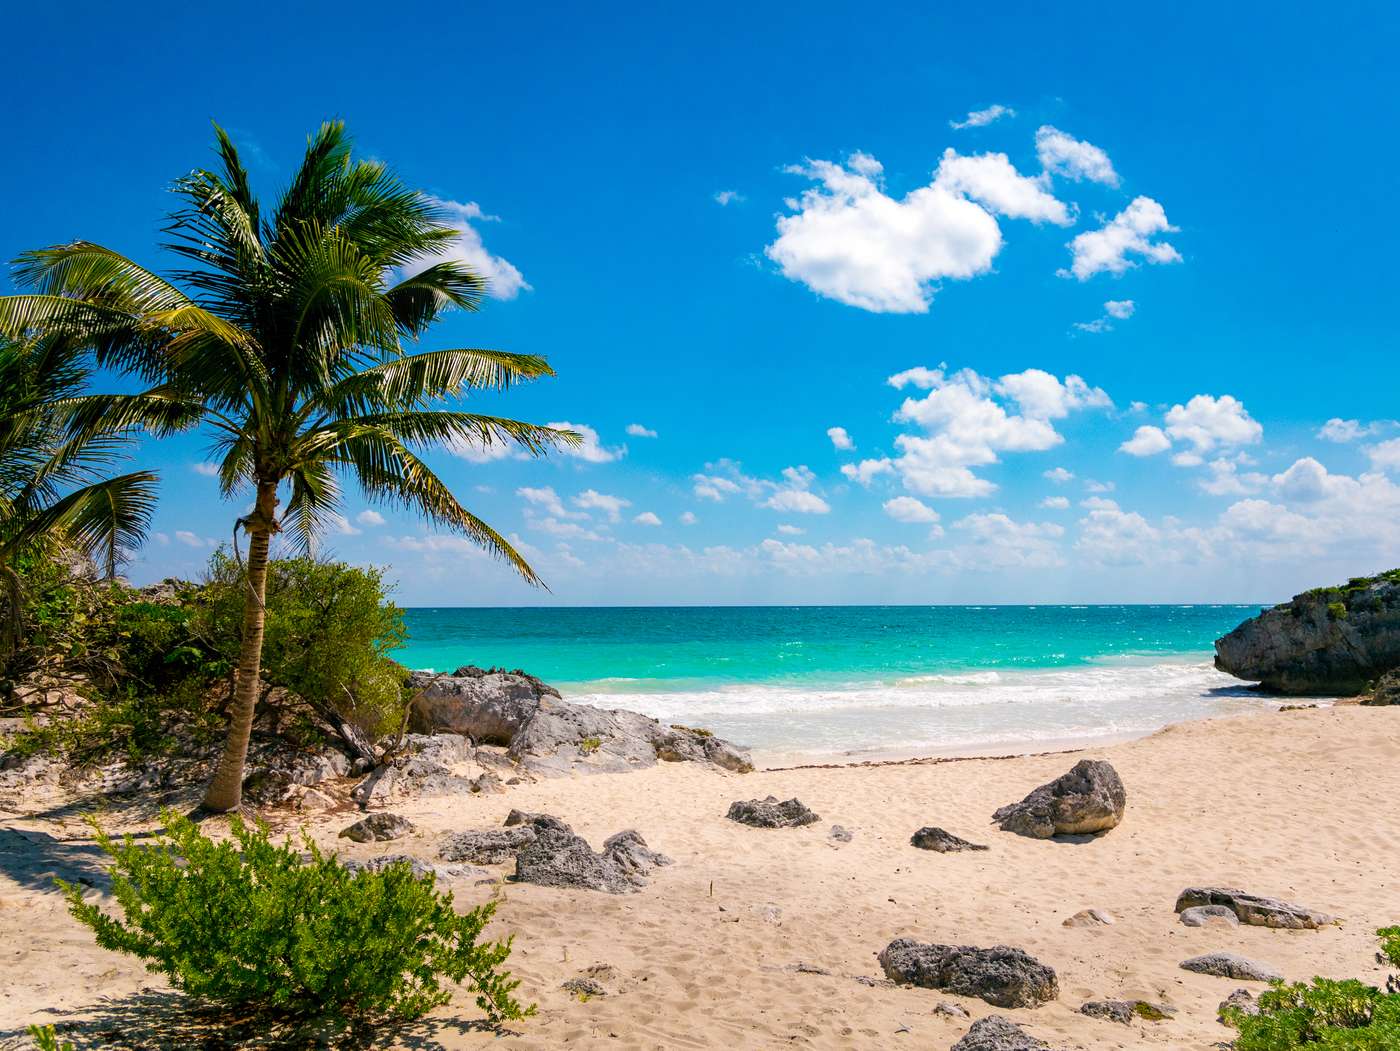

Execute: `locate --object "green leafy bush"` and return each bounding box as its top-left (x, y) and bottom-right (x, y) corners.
top-left (26, 1025), bottom-right (73, 1051)
top-left (59, 812), bottom-right (532, 1028)
top-left (1224, 929), bottom-right (1400, 1049)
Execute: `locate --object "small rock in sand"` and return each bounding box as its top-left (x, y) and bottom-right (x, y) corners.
top-left (339, 813), bottom-right (415, 843)
top-left (910, 827), bottom-right (989, 852)
top-left (1218, 987), bottom-right (1259, 1022)
top-left (341, 854), bottom-right (487, 881)
top-left (951, 1015), bottom-right (1054, 1051)
top-left (725, 796), bottom-right (820, 828)
top-left (992, 759), bottom-right (1126, 839)
top-left (1080, 999), bottom-right (1175, 1024)
top-left (1174, 887), bottom-right (1338, 929)
top-left (878, 939), bottom-right (1058, 1008)
top-left (1179, 904), bottom-right (1240, 928)
top-left (1061, 908), bottom-right (1115, 928)
top-left (1180, 952), bottom-right (1282, 982)
top-left (828, 824), bottom-right (854, 843)
top-left (933, 1001), bottom-right (970, 1019)
top-left (562, 976), bottom-right (607, 997)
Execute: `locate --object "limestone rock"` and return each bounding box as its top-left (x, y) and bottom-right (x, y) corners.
top-left (726, 796), bottom-right (820, 828)
top-left (513, 820), bottom-right (666, 894)
top-left (562, 976), bottom-right (607, 997)
top-left (1179, 904), bottom-right (1240, 928)
top-left (877, 939), bottom-right (1059, 1008)
top-left (601, 829), bottom-right (673, 878)
top-left (1080, 1000), bottom-right (1174, 1024)
top-left (1175, 887), bottom-right (1338, 929)
top-left (439, 826), bottom-right (538, 864)
top-left (1180, 953), bottom-right (1282, 982)
top-left (1061, 908), bottom-right (1115, 928)
top-left (341, 854), bottom-right (488, 882)
top-left (1214, 575), bottom-right (1400, 693)
top-left (910, 826), bottom-right (989, 852)
top-left (1363, 667), bottom-right (1400, 705)
top-left (828, 824), bottom-right (854, 843)
top-left (950, 1016), bottom-right (1054, 1051)
top-left (1218, 988), bottom-right (1259, 1023)
top-left (992, 759), bottom-right (1126, 838)
top-left (339, 813), bottom-right (415, 843)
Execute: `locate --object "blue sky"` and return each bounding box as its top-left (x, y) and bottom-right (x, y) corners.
top-left (5, 2), bottom-right (1398, 605)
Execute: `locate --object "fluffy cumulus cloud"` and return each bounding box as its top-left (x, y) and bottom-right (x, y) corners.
top-left (1062, 197), bottom-right (1181, 280)
top-left (1043, 467), bottom-right (1074, 483)
top-left (547, 422), bottom-right (626, 463)
top-left (713, 190), bottom-right (744, 206)
top-left (625, 423), bottom-right (658, 438)
top-left (952, 513), bottom-right (1065, 569)
top-left (1368, 439), bottom-right (1400, 472)
top-left (879, 365), bottom-right (1111, 498)
top-left (192, 462), bottom-right (219, 477)
top-left (765, 145), bottom-right (1075, 314)
top-left (949, 104), bottom-right (1015, 130)
top-left (574, 489), bottom-right (631, 522)
top-left (827, 426), bottom-right (854, 451)
top-left (883, 495), bottom-right (941, 524)
top-left (633, 511), bottom-right (662, 527)
top-left (679, 511), bottom-right (697, 525)
top-left (1040, 495), bottom-right (1070, 509)
top-left (1119, 425), bottom-right (1172, 456)
top-left (409, 198), bottom-right (529, 300)
top-left (356, 509), bottom-right (386, 527)
top-left (692, 460), bottom-right (831, 514)
top-left (1035, 126), bottom-right (1119, 186)
top-left (1120, 395), bottom-right (1262, 467)
top-left (1074, 298), bottom-right (1136, 334)
top-left (517, 486), bottom-right (585, 520)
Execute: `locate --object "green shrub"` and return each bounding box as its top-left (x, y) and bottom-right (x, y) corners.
top-left (1224, 929), bottom-right (1400, 1049)
top-left (59, 812), bottom-right (532, 1029)
top-left (1327, 602), bottom-right (1348, 620)
top-left (26, 1025), bottom-right (73, 1051)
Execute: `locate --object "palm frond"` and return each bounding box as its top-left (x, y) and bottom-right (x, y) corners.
top-left (5, 471), bottom-right (158, 576)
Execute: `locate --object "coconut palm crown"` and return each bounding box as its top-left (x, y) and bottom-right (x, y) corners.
top-left (0, 122), bottom-right (575, 811)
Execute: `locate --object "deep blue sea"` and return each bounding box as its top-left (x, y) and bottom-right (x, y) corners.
top-left (398, 605), bottom-right (1270, 757)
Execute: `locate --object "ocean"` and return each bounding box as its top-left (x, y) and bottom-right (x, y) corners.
top-left (397, 605), bottom-right (1271, 758)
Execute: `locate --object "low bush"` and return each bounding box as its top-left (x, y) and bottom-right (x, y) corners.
top-left (59, 812), bottom-right (532, 1029)
top-left (1224, 928), bottom-right (1400, 1049)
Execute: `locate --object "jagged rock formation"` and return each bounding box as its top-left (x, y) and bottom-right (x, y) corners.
top-left (1215, 572), bottom-right (1400, 693)
top-left (725, 796), bottom-right (820, 828)
top-left (877, 939), bottom-right (1059, 1008)
top-left (992, 759), bottom-right (1126, 838)
top-left (407, 667), bottom-right (752, 776)
top-left (951, 1017), bottom-right (1055, 1051)
top-left (1174, 886), bottom-right (1338, 929)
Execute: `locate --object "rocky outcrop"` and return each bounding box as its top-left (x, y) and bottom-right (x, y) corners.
top-left (1363, 667), bottom-right (1400, 705)
top-left (511, 814), bottom-right (669, 893)
top-left (1174, 887), bottom-right (1338, 929)
top-left (910, 826), bottom-right (989, 852)
top-left (951, 1017), bottom-right (1054, 1051)
top-left (725, 796), bottom-right (820, 828)
top-left (439, 826), bottom-right (538, 865)
top-left (1180, 953), bottom-right (1282, 982)
top-left (406, 668), bottom-right (752, 776)
top-left (992, 759), bottom-right (1126, 838)
top-left (1215, 573), bottom-right (1400, 693)
top-left (877, 939), bottom-right (1059, 1008)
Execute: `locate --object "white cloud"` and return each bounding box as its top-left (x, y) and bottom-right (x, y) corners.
top-left (766, 151), bottom-right (1017, 314)
top-left (327, 513), bottom-right (361, 536)
top-left (174, 530), bottom-right (208, 548)
top-left (841, 457), bottom-right (895, 485)
top-left (1075, 506), bottom-right (1173, 566)
top-left (679, 511), bottom-right (697, 525)
top-left (693, 460), bottom-right (831, 513)
top-left (192, 463), bottom-right (219, 477)
top-left (949, 104), bottom-right (1015, 130)
top-left (883, 495), bottom-right (941, 524)
top-left (713, 190), bottom-right (744, 206)
top-left (1119, 424), bottom-right (1171, 456)
top-left (775, 523), bottom-right (805, 535)
top-left (633, 511), bottom-right (662, 527)
top-left (447, 436), bottom-right (517, 463)
top-left (764, 489), bottom-right (831, 514)
top-left (952, 513), bottom-right (1065, 569)
top-left (1084, 479), bottom-right (1116, 493)
top-left (1368, 439), bottom-right (1400, 472)
top-left (994, 369), bottom-right (1112, 419)
top-left (409, 198), bottom-right (529, 300)
top-left (529, 517), bottom-right (604, 541)
top-left (518, 486), bottom-right (586, 520)
top-left (932, 149), bottom-right (1073, 226)
top-left (574, 489), bottom-right (631, 522)
top-left (1040, 495), bottom-right (1070, 509)
top-left (1199, 458), bottom-right (1268, 496)
top-left (356, 509), bottom-right (386, 527)
top-left (1062, 196), bottom-right (1182, 281)
top-left (1104, 299), bottom-right (1136, 319)
top-left (827, 426), bottom-right (855, 451)
top-left (1043, 467), bottom-right (1074, 484)
top-left (1035, 126), bottom-right (1120, 186)
top-left (1319, 417), bottom-right (1391, 443)
top-left (1080, 496), bottom-right (1119, 511)
top-left (1165, 395), bottom-right (1262, 453)
top-left (625, 423), bottom-right (658, 438)
top-left (546, 421), bottom-right (626, 463)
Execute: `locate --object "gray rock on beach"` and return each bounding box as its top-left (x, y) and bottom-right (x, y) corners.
top-left (341, 854), bottom-right (488, 882)
top-left (1179, 904), bottom-right (1240, 928)
top-left (1180, 953), bottom-right (1283, 982)
top-left (878, 939), bottom-right (1059, 1008)
top-left (1061, 908), bottom-right (1115, 927)
top-left (1218, 988), bottom-right (1260, 1023)
top-left (339, 813), bottom-right (415, 843)
top-left (992, 759), bottom-right (1126, 838)
top-left (1079, 999), bottom-right (1175, 1024)
top-left (1175, 887), bottom-right (1338, 929)
top-left (950, 1016), bottom-right (1056, 1051)
top-left (439, 826), bottom-right (538, 865)
top-left (910, 826), bottom-right (989, 852)
top-left (512, 815), bottom-right (669, 894)
top-left (726, 796), bottom-right (820, 828)
top-left (407, 666), bottom-right (753, 775)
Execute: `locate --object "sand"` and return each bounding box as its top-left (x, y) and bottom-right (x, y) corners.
top-left (2, 703), bottom-right (1398, 1049)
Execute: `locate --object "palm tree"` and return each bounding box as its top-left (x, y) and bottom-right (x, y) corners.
top-left (0, 334), bottom-right (162, 658)
top-left (0, 122), bottom-right (575, 812)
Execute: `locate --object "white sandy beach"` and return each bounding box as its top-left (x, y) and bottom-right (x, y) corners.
top-left (2, 703), bottom-right (1398, 1049)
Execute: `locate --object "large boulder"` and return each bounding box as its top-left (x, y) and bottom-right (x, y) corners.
top-left (439, 825), bottom-right (538, 865)
top-left (992, 759), bottom-right (1125, 838)
top-left (1180, 953), bottom-right (1282, 982)
top-left (406, 668), bottom-right (753, 776)
top-left (1174, 887), bottom-right (1338, 929)
top-left (339, 813), bottom-right (414, 843)
top-left (877, 939), bottom-right (1059, 1008)
top-left (725, 796), bottom-right (820, 828)
top-left (1215, 573), bottom-right (1400, 693)
top-left (511, 815), bottom-right (668, 893)
top-left (951, 1017), bottom-right (1054, 1051)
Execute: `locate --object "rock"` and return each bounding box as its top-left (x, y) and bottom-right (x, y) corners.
top-left (1218, 988), bottom-right (1259, 1023)
top-left (339, 813), bottom-right (415, 843)
top-left (1363, 667), bottom-right (1400, 705)
top-left (350, 735), bottom-right (481, 806)
top-left (513, 822), bottom-right (660, 894)
top-left (341, 854), bottom-right (488, 882)
top-left (877, 939), bottom-right (1058, 1008)
top-left (503, 809), bottom-right (573, 833)
top-left (468, 771), bottom-right (506, 794)
top-left (439, 826), bottom-right (538, 864)
top-left (992, 759), bottom-right (1126, 838)
top-left (828, 824), bottom-right (854, 843)
top-left (1180, 953), bottom-right (1282, 982)
top-left (1214, 573), bottom-right (1400, 693)
top-left (293, 787), bottom-right (337, 811)
top-left (1175, 887), bottom-right (1338, 929)
top-left (406, 669), bottom-right (752, 776)
top-left (933, 1001), bottom-right (970, 1019)
top-left (1179, 904), bottom-right (1240, 928)
top-left (561, 976), bottom-right (606, 997)
top-left (725, 796), bottom-right (820, 828)
top-left (910, 827), bottom-right (989, 852)
top-left (950, 1016), bottom-right (1054, 1051)
top-left (1061, 908), bottom-right (1115, 928)
top-left (1080, 1000), bottom-right (1175, 1024)
top-left (601, 829), bottom-right (673, 878)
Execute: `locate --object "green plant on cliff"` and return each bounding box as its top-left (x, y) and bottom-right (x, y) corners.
top-left (60, 811), bottom-right (533, 1029)
top-left (1223, 928), bottom-right (1400, 1049)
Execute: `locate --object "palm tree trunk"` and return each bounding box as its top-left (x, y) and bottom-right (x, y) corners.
top-left (200, 481), bottom-right (278, 813)
top-left (0, 559), bottom-right (20, 661)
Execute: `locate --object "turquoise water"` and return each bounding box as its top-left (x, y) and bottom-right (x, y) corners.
top-left (399, 605), bottom-right (1270, 756)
